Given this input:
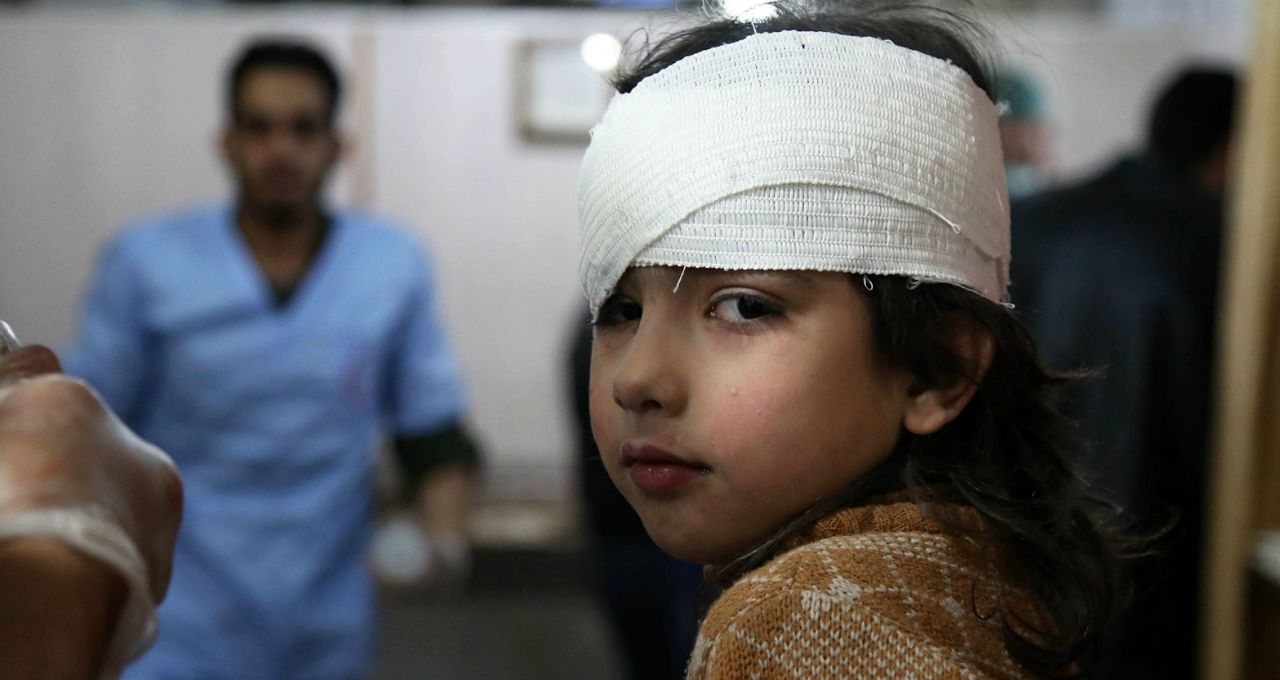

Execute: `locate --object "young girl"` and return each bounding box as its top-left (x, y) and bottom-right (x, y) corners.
top-left (579, 3), bottom-right (1126, 678)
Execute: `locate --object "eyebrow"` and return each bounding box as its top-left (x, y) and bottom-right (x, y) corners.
top-left (615, 267), bottom-right (824, 295)
top-left (704, 269), bottom-right (820, 288)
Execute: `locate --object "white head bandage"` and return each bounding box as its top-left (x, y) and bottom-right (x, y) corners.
top-left (578, 30), bottom-right (1010, 314)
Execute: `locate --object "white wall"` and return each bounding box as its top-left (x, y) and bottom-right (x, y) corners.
top-left (0, 10), bottom-right (361, 346)
top-left (363, 10), bottom-right (652, 498)
top-left (0, 5), bottom-right (1249, 501)
top-left (995, 11), bottom-right (1248, 181)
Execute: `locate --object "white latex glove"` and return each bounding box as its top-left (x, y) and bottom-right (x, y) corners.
top-left (370, 512), bottom-right (471, 594)
top-left (0, 341), bottom-right (183, 679)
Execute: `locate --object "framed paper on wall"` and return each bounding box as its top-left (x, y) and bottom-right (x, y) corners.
top-left (514, 38), bottom-right (615, 144)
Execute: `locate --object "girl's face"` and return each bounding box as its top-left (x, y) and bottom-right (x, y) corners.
top-left (589, 266), bottom-right (913, 565)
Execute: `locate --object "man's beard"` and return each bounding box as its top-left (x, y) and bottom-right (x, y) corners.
top-left (241, 180), bottom-right (323, 229)
top-left (256, 201), bottom-right (313, 229)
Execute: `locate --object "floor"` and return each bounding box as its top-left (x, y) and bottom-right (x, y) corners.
top-left (371, 546), bottom-right (626, 680)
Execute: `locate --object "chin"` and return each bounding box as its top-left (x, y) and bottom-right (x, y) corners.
top-left (642, 519), bottom-right (741, 566)
top-left (258, 201), bottom-right (311, 224)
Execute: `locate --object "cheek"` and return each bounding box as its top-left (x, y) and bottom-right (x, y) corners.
top-left (700, 349), bottom-right (899, 489)
top-left (234, 148), bottom-right (267, 174)
top-left (586, 366), bottom-right (617, 452)
top-left (700, 386), bottom-right (780, 451)
top-left (697, 363), bottom-right (812, 467)
top-left (305, 141), bottom-right (339, 172)
top-left (306, 145), bottom-right (333, 168)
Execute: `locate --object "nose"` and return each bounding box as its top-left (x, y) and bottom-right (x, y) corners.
top-left (609, 315), bottom-right (688, 417)
top-left (266, 127), bottom-right (304, 158)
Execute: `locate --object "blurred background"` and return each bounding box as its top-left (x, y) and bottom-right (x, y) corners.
top-left (0, 0), bottom-right (1275, 678)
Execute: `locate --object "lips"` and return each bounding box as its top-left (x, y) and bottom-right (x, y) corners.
top-left (622, 443), bottom-right (709, 495)
top-left (265, 173), bottom-right (302, 191)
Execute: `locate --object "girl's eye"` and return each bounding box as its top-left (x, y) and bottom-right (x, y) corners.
top-left (595, 295), bottom-right (642, 328)
top-left (708, 292), bottom-right (782, 324)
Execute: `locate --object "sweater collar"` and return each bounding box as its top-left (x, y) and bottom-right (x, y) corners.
top-left (780, 494), bottom-right (988, 554)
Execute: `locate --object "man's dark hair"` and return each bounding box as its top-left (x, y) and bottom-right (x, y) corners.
top-left (1148, 67), bottom-right (1238, 170)
top-left (227, 39), bottom-right (342, 124)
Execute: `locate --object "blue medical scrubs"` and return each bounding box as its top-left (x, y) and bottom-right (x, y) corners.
top-left (65, 204), bottom-right (467, 679)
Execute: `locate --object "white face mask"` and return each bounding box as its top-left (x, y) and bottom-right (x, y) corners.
top-left (1005, 163), bottom-right (1048, 200)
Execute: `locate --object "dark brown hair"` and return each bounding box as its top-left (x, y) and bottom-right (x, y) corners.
top-left (227, 39), bottom-right (342, 125)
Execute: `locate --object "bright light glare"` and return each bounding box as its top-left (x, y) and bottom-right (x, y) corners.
top-left (580, 33), bottom-right (623, 73)
top-left (723, 0), bottom-right (778, 22)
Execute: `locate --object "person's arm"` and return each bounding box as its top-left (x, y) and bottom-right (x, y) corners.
top-left (416, 464), bottom-right (474, 540)
top-left (380, 247), bottom-right (482, 587)
top-left (61, 236), bottom-right (155, 423)
top-left (0, 345), bottom-right (126, 680)
top-left (0, 538), bottom-right (127, 680)
top-left (394, 424), bottom-right (481, 538)
top-left (388, 423), bottom-right (480, 588)
top-left (0, 345), bottom-right (182, 679)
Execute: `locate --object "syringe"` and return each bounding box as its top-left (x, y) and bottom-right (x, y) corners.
top-left (0, 320), bottom-right (21, 353)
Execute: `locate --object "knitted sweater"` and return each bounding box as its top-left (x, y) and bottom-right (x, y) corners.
top-left (686, 500), bottom-right (1039, 679)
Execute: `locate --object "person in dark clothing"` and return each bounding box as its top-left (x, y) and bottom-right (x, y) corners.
top-left (568, 311), bottom-right (703, 680)
top-left (1010, 67), bottom-right (1238, 680)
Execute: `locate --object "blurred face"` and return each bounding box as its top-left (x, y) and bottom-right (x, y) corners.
top-left (589, 267), bottom-right (911, 565)
top-left (999, 119), bottom-right (1050, 168)
top-left (223, 67), bottom-right (339, 218)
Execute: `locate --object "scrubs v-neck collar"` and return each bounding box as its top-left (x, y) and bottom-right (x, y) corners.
top-left (220, 205), bottom-right (345, 317)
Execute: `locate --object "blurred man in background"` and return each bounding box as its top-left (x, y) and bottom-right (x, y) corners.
top-left (65, 39), bottom-right (481, 679)
top-left (997, 67), bottom-right (1055, 199)
top-left (1011, 66), bottom-right (1238, 680)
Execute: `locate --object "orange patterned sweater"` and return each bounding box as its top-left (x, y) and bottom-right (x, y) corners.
top-left (687, 500), bottom-right (1038, 679)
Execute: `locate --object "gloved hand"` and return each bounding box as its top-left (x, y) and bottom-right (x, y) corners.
top-left (0, 343), bottom-right (183, 678)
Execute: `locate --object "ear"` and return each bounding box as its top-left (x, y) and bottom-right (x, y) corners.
top-left (218, 127), bottom-right (234, 162)
top-left (333, 133), bottom-right (351, 162)
top-left (901, 312), bottom-right (996, 436)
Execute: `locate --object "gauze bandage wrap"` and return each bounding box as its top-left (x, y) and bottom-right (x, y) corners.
top-left (578, 31), bottom-right (1011, 313)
